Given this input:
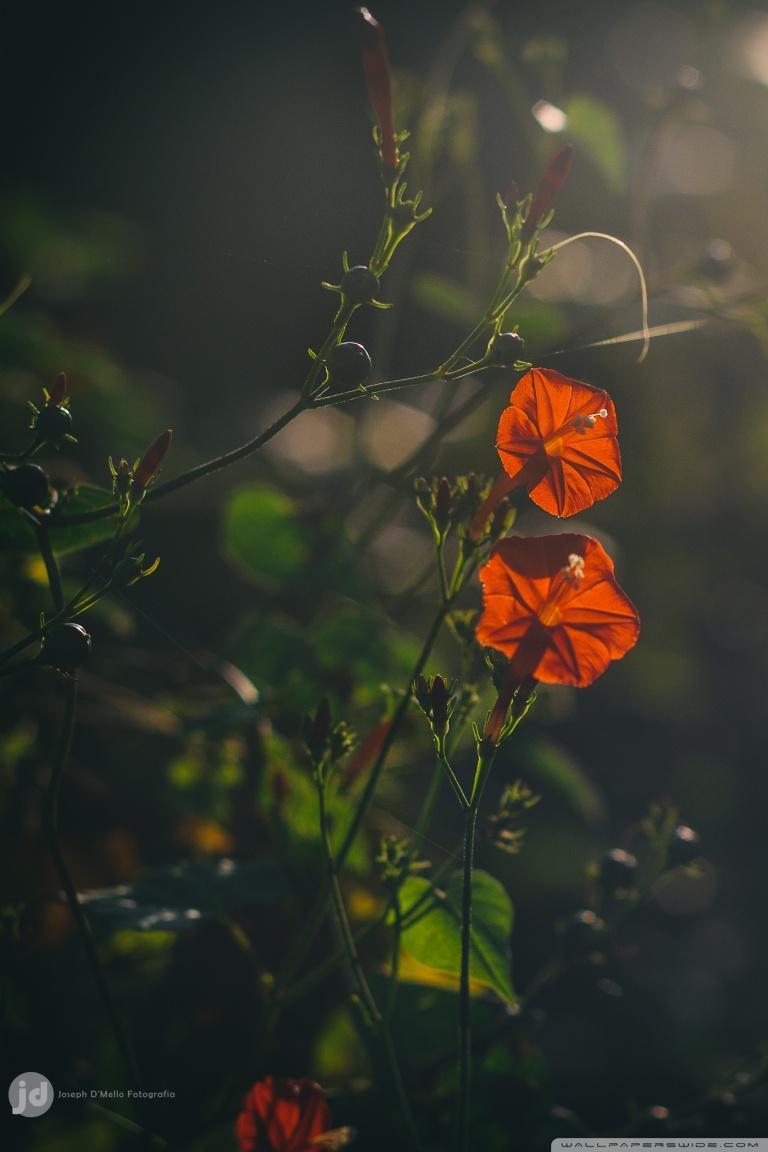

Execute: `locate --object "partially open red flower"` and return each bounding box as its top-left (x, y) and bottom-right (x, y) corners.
top-left (357, 7), bottom-right (399, 170)
top-left (476, 534), bottom-right (639, 742)
top-left (236, 1077), bottom-right (334, 1152)
top-left (470, 368), bottom-right (621, 536)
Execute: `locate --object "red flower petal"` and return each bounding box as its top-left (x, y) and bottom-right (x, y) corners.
top-left (496, 368), bottom-right (622, 518)
top-left (476, 534), bottom-right (639, 689)
top-left (236, 1077), bottom-right (331, 1152)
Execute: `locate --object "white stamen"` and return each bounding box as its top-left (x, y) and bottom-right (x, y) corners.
top-left (572, 408), bottom-right (609, 434)
top-left (564, 553), bottom-right (585, 581)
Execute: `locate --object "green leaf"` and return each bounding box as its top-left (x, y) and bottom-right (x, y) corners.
top-left (0, 485), bottom-right (127, 555)
top-left (563, 94), bottom-right (626, 193)
top-left (399, 869), bottom-right (515, 1004)
top-left (222, 484), bottom-right (307, 587)
top-left (411, 272), bottom-right (479, 327)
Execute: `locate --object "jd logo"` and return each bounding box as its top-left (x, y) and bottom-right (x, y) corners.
top-left (8, 1073), bottom-right (53, 1118)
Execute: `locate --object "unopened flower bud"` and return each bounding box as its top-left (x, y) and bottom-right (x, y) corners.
top-left (50, 372), bottom-right (69, 406)
top-left (133, 429), bottom-right (172, 494)
top-left (429, 674), bottom-right (451, 736)
top-left (303, 696), bottom-right (332, 765)
top-left (435, 477), bottom-right (453, 535)
top-left (357, 7), bottom-right (399, 170)
top-left (521, 144), bottom-right (573, 241)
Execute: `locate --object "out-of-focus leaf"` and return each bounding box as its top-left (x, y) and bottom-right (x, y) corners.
top-left (132, 857), bottom-right (290, 914)
top-left (507, 303), bottom-right (569, 350)
top-left (312, 1005), bottom-right (370, 1084)
top-left (514, 739), bottom-right (605, 824)
top-left (311, 601), bottom-right (420, 708)
top-left (0, 197), bottom-right (138, 299)
top-left (411, 272), bottom-right (479, 327)
top-left (77, 858), bottom-right (290, 935)
top-left (0, 485), bottom-right (126, 555)
top-left (222, 484), bottom-right (307, 586)
top-left (563, 94), bottom-right (626, 193)
top-left (399, 869), bottom-right (515, 1004)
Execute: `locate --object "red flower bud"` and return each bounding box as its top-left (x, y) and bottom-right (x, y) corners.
top-left (50, 371), bottom-right (69, 406)
top-left (357, 7), bottom-right (399, 170)
top-left (521, 145), bottom-right (573, 240)
top-left (133, 429), bottom-right (172, 493)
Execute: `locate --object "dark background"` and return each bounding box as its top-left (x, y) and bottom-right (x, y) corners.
top-left (3, 1), bottom-right (768, 1148)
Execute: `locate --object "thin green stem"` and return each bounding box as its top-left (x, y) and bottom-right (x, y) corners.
top-left (437, 748), bottom-right (469, 811)
top-left (336, 601), bottom-right (451, 871)
top-left (303, 302), bottom-right (356, 397)
top-left (53, 358), bottom-right (491, 529)
top-left (385, 891), bottom-right (402, 1024)
top-left (54, 397), bottom-right (309, 527)
top-left (457, 748), bottom-right (496, 1152)
top-left (45, 677), bottom-right (142, 1091)
top-left (278, 905), bottom-right (391, 1007)
top-left (35, 522), bottom-right (64, 612)
top-left (316, 770), bottom-right (421, 1152)
top-left (0, 438), bottom-right (43, 463)
top-left (435, 537), bottom-right (451, 605)
top-left (458, 801), bottom-right (478, 1152)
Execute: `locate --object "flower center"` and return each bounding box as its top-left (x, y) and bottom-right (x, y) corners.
top-left (537, 552), bottom-right (585, 627)
top-left (542, 408), bottom-right (608, 458)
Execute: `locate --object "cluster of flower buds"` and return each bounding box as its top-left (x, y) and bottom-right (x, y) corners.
top-left (375, 834), bottom-right (430, 889)
top-left (303, 697), bottom-right (356, 771)
top-left (108, 429), bottom-right (172, 515)
top-left (414, 474), bottom-right (517, 553)
top-left (27, 371), bottom-right (77, 449)
top-left (412, 673), bottom-right (457, 752)
top-left (481, 778), bottom-right (541, 855)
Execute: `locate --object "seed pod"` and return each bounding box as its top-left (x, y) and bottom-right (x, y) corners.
top-left (326, 342), bottom-right (372, 389)
top-left (34, 403), bottom-right (74, 444)
top-left (0, 463), bottom-right (49, 509)
top-left (341, 265), bottom-right (381, 305)
top-left (40, 623), bottom-right (93, 670)
top-left (488, 331), bottom-right (525, 367)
